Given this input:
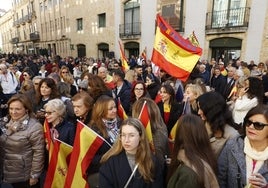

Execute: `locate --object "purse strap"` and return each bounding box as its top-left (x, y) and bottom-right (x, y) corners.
top-left (124, 164), bottom-right (139, 188)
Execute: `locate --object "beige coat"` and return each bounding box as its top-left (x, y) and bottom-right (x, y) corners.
top-left (0, 115), bottom-right (45, 183)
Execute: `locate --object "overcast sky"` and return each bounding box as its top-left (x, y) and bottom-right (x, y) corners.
top-left (0, 0), bottom-right (12, 11)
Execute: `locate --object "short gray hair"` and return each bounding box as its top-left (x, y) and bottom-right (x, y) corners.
top-left (44, 99), bottom-right (66, 117)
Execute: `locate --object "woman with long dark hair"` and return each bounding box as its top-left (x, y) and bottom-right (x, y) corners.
top-left (167, 114), bottom-right (219, 188)
top-left (197, 91), bottom-right (239, 158)
top-left (157, 83), bottom-right (183, 134)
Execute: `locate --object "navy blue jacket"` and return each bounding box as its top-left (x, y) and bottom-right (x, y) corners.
top-left (99, 151), bottom-right (165, 188)
top-left (113, 80), bottom-right (132, 114)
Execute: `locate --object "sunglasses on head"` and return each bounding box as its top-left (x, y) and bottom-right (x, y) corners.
top-left (244, 118), bottom-right (268, 130)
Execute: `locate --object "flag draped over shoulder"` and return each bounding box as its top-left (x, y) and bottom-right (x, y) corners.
top-left (117, 97), bottom-right (128, 120)
top-left (169, 97), bottom-right (191, 141)
top-left (138, 101), bottom-right (155, 152)
top-left (64, 121), bottom-right (104, 188)
top-left (44, 139), bottom-right (72, 188)
top-left (151, 14), bottom-right (202, 82)
top-left (118, 40), bottom-right (130, 72)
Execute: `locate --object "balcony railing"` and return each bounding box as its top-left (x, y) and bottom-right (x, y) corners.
top-left (119, 22), bottom-right (141, 38)
top-left (30, 32), bottom-right (40, 41)
top-left (10, 37), bottom-right (19, 44)
top-left (206, 7), bottom-right (250, 31)
top-left (13, 12), bottom-right (35, 27)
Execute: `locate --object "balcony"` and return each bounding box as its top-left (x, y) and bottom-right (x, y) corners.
top-left (206, 7), bottom-right (250, 34)
top-left (119, 22), bottom-right (141, 39)
top-left (30, 32), bottom-right (40, 41)
top-left (10, 37), bottom-right (19, 44)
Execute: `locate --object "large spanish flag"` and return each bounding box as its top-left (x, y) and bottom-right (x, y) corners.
top-left (151, 14), bottom-right (202, 82)
top-left (117, 97), bottom-right (128, 120)
top-left (64, 121), bottom-right (104, 188)
top-left (44, 139), bottom-right (72, 188)
top-left (118, 40), bottom-right (130, 72)
top-left (138, 101), bottom-right (155, 152)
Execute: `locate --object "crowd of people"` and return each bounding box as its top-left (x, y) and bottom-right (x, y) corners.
top-left (0, 52), bottom-right (267, 188)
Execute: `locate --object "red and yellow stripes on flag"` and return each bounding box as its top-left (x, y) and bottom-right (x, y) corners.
top-left (43, 119), bottom-right (54, 161)
top-left (169, 98), bottom-right (191, 142)
top-left (187, 31), bottom-right (200, 47)
top-left (141, 47), bottom-right (147, 61)
top-left (118, 40), bottom-right (130, 72)
top-left (138, 101), bottom-right (155, 152)
top-left (64, 121), bottom-right (104, 188)
top-left (151, 14), bottom-right (203, 82)
top-left (117, 97), bottom-right (128, 120)
top-left (44, 139), bottom-right (72, 188)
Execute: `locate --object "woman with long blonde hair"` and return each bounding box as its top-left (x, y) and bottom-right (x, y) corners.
top-left (100, 118), bottom-right (164, 187)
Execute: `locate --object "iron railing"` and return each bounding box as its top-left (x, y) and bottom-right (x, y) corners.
top-left (206, 7), bottom-right (250, 30)
top-left (119, 22), bottom-right (141, 37)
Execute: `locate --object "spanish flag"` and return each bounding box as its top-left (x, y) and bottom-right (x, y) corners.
top-left (187, 31), bottom-right (200, 47)
top-left (44, 119), bottom-right (54, 161)
top-left (141, 47), bottom-right (147, 61)
top-left (138, 101), bottom-right (155, 152)
top-left (151, 14), bottom-right (202, 82)
top-left (117, 97), bottom-right (128, 120)
top-left (44, 139), bottom-right (72, 188)
top-left (118, 40), bottom-right (130, 72)
top-left (64, 121), bottom-right (104, 188)
top-left (169, 97), bottom-right (191, 141)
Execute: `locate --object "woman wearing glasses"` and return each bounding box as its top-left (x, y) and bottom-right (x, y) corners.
top-left (44, 99), bottom-right (76, 146)
top-left (99, 118), bottom-right (164, 188)
top-left (218, 105), bottom-right (268, 188)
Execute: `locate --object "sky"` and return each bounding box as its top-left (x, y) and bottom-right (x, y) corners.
top-left (0, 0), bottom-right (12, 12)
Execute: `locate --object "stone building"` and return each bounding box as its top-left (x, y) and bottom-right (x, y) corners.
top-left (0, 0), bottom-right (267, 63)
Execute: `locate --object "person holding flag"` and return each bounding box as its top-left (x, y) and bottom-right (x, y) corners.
top-left (87, 95), bottom-right (121, 187)
top-left (157, 84), bottom-right (183, 135)
top-left (99, 118), bottom-right (164, 188)
top-left (132, 97), bottom-right (169, 165)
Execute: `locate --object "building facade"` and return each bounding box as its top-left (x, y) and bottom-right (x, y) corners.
top-left (0, 0), bottom-right (267, 63)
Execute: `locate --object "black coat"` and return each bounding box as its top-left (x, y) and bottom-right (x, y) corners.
top-left (113, 80), bottom-right (132, 114)
top-left (99, 151), bottom-right (164, 188)
top-left (157, 101), bottom-right (183, 135)
top-left (55, 120), bottom-right (76, 146)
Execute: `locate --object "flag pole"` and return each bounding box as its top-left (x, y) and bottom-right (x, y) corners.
top-left (138, 101), bottom-right (147, 119)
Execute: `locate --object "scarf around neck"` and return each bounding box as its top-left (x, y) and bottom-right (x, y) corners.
top-left (102, 118), bottom-right (119, 143)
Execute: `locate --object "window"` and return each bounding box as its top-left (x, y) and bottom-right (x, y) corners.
top-left (161, 2), bottom-right (183, 31)
top-left (77, 18), bottom-right (83, 31)
top-left (212, 0), bottom-right (247, 28)
top-left (124, 0), bottom-right (140, 35)
top-left (98, 13), bottom-right (106, 28)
